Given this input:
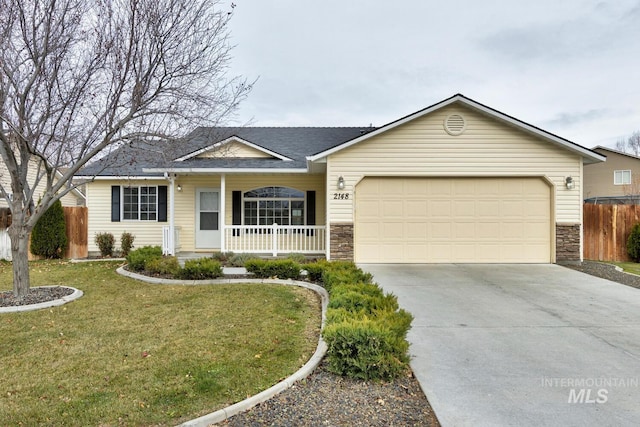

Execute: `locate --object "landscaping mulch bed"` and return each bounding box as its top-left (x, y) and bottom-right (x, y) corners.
top-left (216, 360), bottom-right (439, 427)
top-left (563, 260), bottom-right (640, 289)
top-left (0, 286), bottom-right (74, 307)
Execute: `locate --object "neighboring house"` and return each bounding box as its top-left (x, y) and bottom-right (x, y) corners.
top-left (0, 158), bottom-right (86, 208)
top-left (77, 94), bottom-right (604, 263)
top-left (584, 146), bottom-right (640, 203)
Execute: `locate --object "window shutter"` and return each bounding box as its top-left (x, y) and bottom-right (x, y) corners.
top-left (232, 191), bottom-right (241, 236)
top-left (158, 186), bottom-right (167, 222)
top-left (111, 186), bottom-right (120, 222)
top-left (306, 191), bottom-right (316, 236)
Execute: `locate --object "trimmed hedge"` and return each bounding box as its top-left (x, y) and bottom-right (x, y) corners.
top-left (244, 258), bottom-right (301, 279)
top-left (126, 246), bottom-right (163, 272)
top-left (179, 258), bottom-right (223, 280)
top-left (146, 256), bottom-right (181, 276)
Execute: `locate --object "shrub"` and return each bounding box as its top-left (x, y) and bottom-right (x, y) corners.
top-left (94, 232), bottom-right (115, 257)
top-left (244, 259), bottom-right (301, 279)
top-left (285, 252), bottom-right (306, 263)
top-left (227, 253), bottom-right (259, 267)
top-left (179, 258), bottom-right (223, 280)
top-left (321, 262), bottom-right (374, 292)
top-left (146, 256), bottom-right (181, 276)
top-left (304, 260), bottom-right (328, 282)
top-left (322, 317), bottom-right (410, 381)
top-left (120, 232), bottom-right (135, 257)
top-left (30, 199), bottom-right (68, 259)
top-left (126, 246), bottom-right (162, 272)
top-left (328, 287), bottom-right (399, 314)
top-left (628, 223), bottom-right (640, 262)
top-left (211, 251), bottom-right (232, 264)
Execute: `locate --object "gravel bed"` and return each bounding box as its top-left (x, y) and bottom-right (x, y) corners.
top-left (563, 260), bottom-right (640, 289)
top-left (0, 286), bottom-right (74, 307)
top-left (215, 361), bottom-right (439, 427)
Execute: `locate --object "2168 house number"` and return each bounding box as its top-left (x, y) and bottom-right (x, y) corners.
top-left (333, 192), bottom-right (350, 200)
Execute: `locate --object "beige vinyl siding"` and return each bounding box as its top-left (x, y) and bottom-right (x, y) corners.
top-left (86, 178), bottom-right (171, 253)
top-left (197, 141), bottom-right (272, 159)
top-left (0, 159), bottom-right (83, 208)
top-left (584, 149), bottom-right (640, 198)
top-left (327, 104), bottom-right (582, 224)
top-left (87, 174), bottom-right (324, 253)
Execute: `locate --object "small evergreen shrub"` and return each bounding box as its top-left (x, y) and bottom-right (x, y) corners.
top-left (146, 256), bottom-right (180, 276)
top-left (211, 251), bottom-right (232, 264)
top-left (285, 252), bottom-right (306, 263)
top-left (126, 246), bottom-right (162, 272)
top-left (321, 262), bottom-right (374, 292)
top-left (94, 232), bottom-right (115, 257)
top-left (227, 253), bottom-right (259, 267)
top-left (30, 199), bottom-right (68, 259)
top-left (323, 317), bottom-right (410, 381)
top-left (304, 260), bottom-right (328, 282)
top-left (328, 287), bottom-right (399, 314)
top-left (120, 232), bottom-right (135, 256)
top-left (179, 258), bottom-right (223, 280)
top-left (628, 223), bottom-right (640, 262)
top-left (244, 259), bottom-right (301, 279)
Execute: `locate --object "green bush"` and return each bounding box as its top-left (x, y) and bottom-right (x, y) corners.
top-left (126, 246), bottom-right (162, 272)
top-left (211, 251), bottom-right (232, 264)
top-left (321, 262), bottom-right (374, 292)
top-left (30, 199), bottom-right (68, 259)
top-left (328, 287), bottom-right (399, 314)
top-left (120, 232), bottom-right (135, 256)
top-left (244, 259), bottom-right (301, 279)
top-left (304, 260), bottom-right (328, 282)
top-left (179, 258), bottom-right (223, 280)
top-left (323, 317), bottom-right (410, 381)
top-left (628, 223), bottom-right (640, 262)
top-left (94, 232), bottom-right (115, 257)
top-left (146, 256), bottom-right (180, 276)
top-left (227, 253), bottom-right (259, 267)
top-left (285, 252), bottom-right (306, 263)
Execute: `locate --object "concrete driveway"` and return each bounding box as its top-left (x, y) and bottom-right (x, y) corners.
top-left (362, 264), bottom-right (640, 427)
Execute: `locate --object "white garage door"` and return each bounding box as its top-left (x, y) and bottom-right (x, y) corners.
top-left (355, 177), bottom-right (552, 263)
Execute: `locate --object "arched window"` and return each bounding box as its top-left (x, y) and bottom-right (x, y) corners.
top-left (243, 186), bottom-right (305, 226)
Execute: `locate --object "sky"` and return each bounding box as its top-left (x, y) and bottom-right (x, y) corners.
top-left (221, 0), bottom-right (640, 149)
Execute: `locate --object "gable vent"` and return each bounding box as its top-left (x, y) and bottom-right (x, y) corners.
top-left (444, 114), bottom-right (466, 136)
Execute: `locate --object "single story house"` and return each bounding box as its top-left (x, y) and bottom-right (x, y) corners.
top-left (78, 94), bottom-right (605, 263)
top-left (584, 146), bottom-right (640, 204)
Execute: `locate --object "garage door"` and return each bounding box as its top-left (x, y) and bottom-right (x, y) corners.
top-left (355, 177), bottom-right (551, 263)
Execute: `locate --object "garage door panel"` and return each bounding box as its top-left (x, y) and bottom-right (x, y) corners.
top-left (355, 177), bottom-right (551, 263)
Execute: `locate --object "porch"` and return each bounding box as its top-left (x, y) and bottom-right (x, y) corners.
top-left (162, 223), bottom-right (327, 256)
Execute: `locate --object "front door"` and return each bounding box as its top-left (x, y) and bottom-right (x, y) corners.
top-left (195, 188), bottom-right (220, 249)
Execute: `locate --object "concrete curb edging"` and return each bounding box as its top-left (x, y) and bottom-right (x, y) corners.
top-left (0, 286), bottom-right (83, 313)
top-left (116, 267), bottom-right (329, 427)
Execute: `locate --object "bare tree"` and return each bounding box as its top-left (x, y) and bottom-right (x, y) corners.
top-left (0, 0), bottom-right (251, 297)
top-left (615, 131), bottom-right (640, 156)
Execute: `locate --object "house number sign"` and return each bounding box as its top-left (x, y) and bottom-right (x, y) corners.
top-left (333, 192), bottom-right (350, 200)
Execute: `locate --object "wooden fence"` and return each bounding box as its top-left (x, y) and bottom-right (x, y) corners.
top-left (0, 206), bottom-right (88, 260)
top-left (583, 203), bottom-right (640, 261)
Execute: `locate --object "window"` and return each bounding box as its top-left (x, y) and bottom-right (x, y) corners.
top-left (123, 186), bottom-right (157, 220)
top-left (614, 170), bottom-right (632, 185)
top-left (243, 186), bottom-right (305, 226)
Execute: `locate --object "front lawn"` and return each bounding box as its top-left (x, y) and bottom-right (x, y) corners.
top-left (611, 261), bottom-right (640, 276)
top-left (0, 260), bottom-right (321, 426)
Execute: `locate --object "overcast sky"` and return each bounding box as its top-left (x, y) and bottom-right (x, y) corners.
top-left (222, 0), bottom-right (640, 149)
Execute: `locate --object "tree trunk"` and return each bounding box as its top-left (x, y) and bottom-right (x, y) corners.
top-left (8, 222), bottom-right (31, 298)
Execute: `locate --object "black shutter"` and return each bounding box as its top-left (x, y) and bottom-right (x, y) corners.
top-left (232, 190), bottom-right (242, 236)
top-left (158, 186), bottom-right (167, 222)
top-left (111, 186), bottom-right (120, 222)
top-left (306, 191), bottom-right (316, 236)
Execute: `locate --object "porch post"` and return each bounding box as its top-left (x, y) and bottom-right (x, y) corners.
top-left (220, 173), bottom-right (226, 253)
top-left (169, 174), bottom-right (176, 255)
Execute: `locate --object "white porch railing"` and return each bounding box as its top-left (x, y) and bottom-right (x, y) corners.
top-left (0, 229), bottom-right (11, 260)
top-left (223, 224), bottom-right (326, 256)
top-left (162, 226), bottom-right (181, 255)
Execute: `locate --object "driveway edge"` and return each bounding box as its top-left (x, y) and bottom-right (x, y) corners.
top-left (116, 267), bottom-right (329, 427)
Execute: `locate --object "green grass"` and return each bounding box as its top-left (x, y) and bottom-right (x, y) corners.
top-left (610, 261), bottom-right (640, 275)
top-left (0, 260), bottom-right (321, 426)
